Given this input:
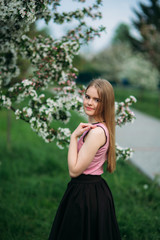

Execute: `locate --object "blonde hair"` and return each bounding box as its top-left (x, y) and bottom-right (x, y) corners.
top-left (86, 79), bottom-right (116, 173)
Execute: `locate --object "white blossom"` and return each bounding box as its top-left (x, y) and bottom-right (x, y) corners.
top-left (22, 79), bottom-right (33, 87)
top-left (29, 117), bottom-right (36, 123)
top-left (130, 96), bottom-right (137, 103)
top-left (15, 109), bottom-right (22, 119)
top-left (39, 94), bottom-right (45, 98)
top-left (0, 95), bottom-right (12, 109)
top-left (57, 127), bottom-right (71, 140)
top-left (26, 107), bottom-right (33, 117)
top-left (56, 141), bottom-right (64, 149)
top-left (39, 105), bottom-right (46, 113)
top-left (46, 98), bottom-right (55, 108)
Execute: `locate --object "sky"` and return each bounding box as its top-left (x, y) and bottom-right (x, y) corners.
top-left (37, 0), bottom-right (149, 54)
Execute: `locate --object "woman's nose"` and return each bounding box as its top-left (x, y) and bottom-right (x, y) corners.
top-left (88, 98), bottom-right (93, 104)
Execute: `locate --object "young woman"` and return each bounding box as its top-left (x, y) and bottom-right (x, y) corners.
top-left (48, 79), bottom-right (121, 240)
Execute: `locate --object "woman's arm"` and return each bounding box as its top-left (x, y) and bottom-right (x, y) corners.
top-left (68, 123), bottom-right (106, 177)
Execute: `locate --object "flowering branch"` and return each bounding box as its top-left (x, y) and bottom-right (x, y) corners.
top-left (0, 0), bottom-right (137, 160)
top-left (115, 96), bottom-right (137, 126)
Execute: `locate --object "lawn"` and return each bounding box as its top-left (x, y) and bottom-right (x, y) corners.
top-left (0, 108), bottom-right (160, 240)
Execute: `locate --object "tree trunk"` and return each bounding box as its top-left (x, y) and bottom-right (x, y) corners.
top-left (7, 110), bottom-right (12, 152)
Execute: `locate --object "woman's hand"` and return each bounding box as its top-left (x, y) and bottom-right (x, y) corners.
top-left (71, 123), bottom-right (96, 138)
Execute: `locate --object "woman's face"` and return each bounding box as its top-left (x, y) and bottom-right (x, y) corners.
top-left (83, 86), bottom-right (101, 117)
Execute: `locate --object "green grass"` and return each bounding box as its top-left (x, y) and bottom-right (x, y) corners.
top-left (114, 86), bottom-right (160, 119)
top-left (0, 109), bottom-right (160, 240)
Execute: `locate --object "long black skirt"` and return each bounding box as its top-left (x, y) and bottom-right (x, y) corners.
top-left (48, 174), bottom-right (121, 240)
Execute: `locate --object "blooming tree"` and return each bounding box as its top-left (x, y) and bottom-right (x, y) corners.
top-left (92, 42), bottom-right (159, 90)
top-left (119, 53), bottom-right (159, 90)
top-left (92, 43), bottom-right (132, 83)
top-left (0, 0), bottom-right (137, 160)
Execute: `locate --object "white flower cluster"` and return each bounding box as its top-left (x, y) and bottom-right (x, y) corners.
top-left (21, 79), bottom-right (33, 87)
top-left (0, 95), bottom-right (12, 109)
top-left (116, 143), bottom-right (134, 161)
top-left (29, 117), bottom-right (55, 143)
top-left (0, 0), bottom-right (39, 85)
top-left (115, 96), bottom-right (137, 126)
top-left (57, 127), bottom-right (71, 140)
top-left (0, 0), bottom-right (104, 86)
top-left (22, 107), bottom-right (33, 117)
top-left (56, 127), bottom-right (71, 149)
top-left (15, 109), bottom-right (22, 119)
top-left (125, 95), bottom-right (137, 105)
top-left (7, 79), bottom-right (39, 104)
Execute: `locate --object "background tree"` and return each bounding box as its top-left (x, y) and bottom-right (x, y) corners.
top-left (73, 55), bottom-right (102, 84)
top-left (129, 0), bottom-right (160, 72)
top-left (73, 24), bottom-right (133, 85)
top-left (92, 18), bottom-right (160, 94)
top-left (112, 23), bottom-right (132, 46)
top-left (91, 43), bottom-right (132, 84)
top-left (119, 52), bottom-right (159, 95)
top-left (128, 0), bottom-right (160, 104)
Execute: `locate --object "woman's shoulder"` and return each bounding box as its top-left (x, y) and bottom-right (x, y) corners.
top-left (94, 122), bottom-right (109, 135)
top-left (87, 124), bottom-right (106, 141)
top-left (81, 126), bottom-right (106, 150)
top-left (90, 125), bottom-right (105, 134)
top-left (82, 122), bottom-right (108, 143)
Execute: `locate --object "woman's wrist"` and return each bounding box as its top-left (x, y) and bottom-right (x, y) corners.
top-left (71, 132), bottom-right (78, 139)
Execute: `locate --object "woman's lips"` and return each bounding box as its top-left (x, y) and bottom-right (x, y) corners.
top-left (85, 106), bottom-right (94, 111)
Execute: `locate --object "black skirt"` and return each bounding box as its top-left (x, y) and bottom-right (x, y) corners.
top-left (48, 174), bottom-right (121, 240)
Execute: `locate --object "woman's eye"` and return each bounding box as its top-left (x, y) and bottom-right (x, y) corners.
top-left (95, 99), bottom-right (100, 102)
top-left (85, 95), bottom-right (89, 99)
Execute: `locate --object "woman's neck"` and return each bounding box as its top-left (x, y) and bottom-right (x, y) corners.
top-left (88, 116), bottom-right (104, 124)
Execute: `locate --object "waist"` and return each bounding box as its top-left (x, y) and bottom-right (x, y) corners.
top-left (71, 174), bottom-right (102, 184)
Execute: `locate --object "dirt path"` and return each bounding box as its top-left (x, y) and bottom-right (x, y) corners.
top-left (116, 109), bottom-right (160, 183)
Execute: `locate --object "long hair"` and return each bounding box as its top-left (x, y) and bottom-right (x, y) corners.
top-left (86, 79), bottom-right (116, 173)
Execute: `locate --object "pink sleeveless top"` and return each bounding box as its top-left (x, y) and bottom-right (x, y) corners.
top-left (77, 122), bottom-right (109, 175)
